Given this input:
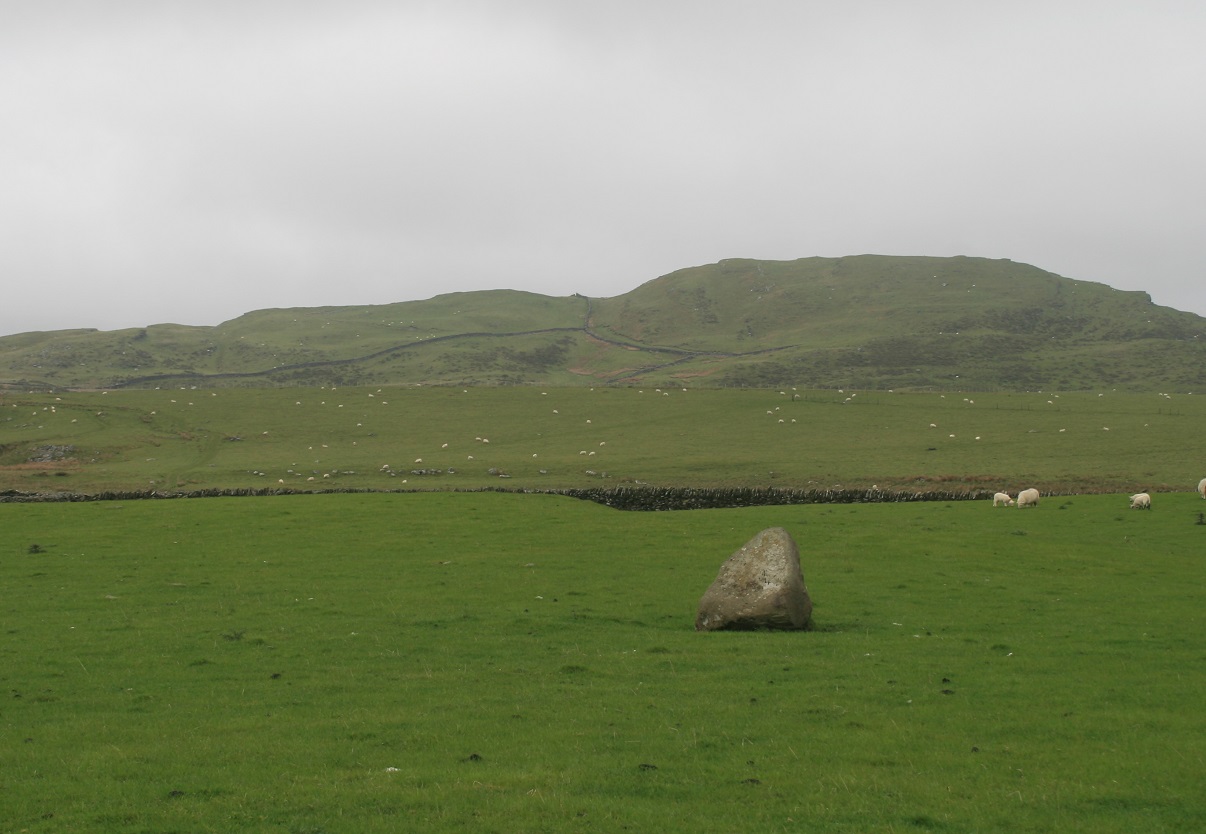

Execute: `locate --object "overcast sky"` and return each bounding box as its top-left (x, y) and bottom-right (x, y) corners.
top-left (3, 1), bottom-right (1204, 337)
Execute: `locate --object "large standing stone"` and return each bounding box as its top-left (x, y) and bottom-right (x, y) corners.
top-left (695, 527), bottom-right (813, 631)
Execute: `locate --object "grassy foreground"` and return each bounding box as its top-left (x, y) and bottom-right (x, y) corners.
top-left (3, 491), bottom-right (1204, 832)
top-left (3, 386), bottom-right (1205, 495)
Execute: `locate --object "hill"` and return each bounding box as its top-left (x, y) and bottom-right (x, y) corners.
top-left (3, 255), bottom-right (1205, 391)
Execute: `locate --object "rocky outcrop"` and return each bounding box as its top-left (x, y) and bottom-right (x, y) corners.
top-left (27, 444), bottom-right (76, 462)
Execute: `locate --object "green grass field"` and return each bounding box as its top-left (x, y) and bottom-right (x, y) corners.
top-left (3, 386), bottom-right (1204, 496)
top-left (3, 491), bottom-right (1204, 832)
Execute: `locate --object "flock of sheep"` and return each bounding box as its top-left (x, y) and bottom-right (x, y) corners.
top-left (992, 478), bottom-right (1206, 510)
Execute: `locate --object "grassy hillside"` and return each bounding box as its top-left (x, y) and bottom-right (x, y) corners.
top-left (0, 290), bottom-right (588, 390)
top-left (3, 256), bottom-right (1205, 391)
top-left (589, 256), bottom-right (1206, 390)
top-left (2, 386), bottom-right (1202, 496)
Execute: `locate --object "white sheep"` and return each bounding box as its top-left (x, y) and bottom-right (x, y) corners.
top-left (1198, 478), bottom-right (1206, 499)
top-left (1129, 492), bottom-right (1151, 510)
top-left (1016, 488), bottom-right (1040, 508)
top-left (992, 492), bottom-right (1015, 507)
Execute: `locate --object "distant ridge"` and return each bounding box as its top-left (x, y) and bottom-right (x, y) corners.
top-left (3, 256), bottom-right (1205, 391)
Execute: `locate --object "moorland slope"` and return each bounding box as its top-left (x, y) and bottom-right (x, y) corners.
top-left (3, 255), bottom-right (1204, 391)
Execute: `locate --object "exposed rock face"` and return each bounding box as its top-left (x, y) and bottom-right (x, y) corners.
top-left (695, 527), bottom-right (812, 631)
top-left (27, 445), bottom-right (76, 463)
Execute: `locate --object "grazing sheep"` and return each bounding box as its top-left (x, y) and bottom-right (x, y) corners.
top-left (1130, 492), bottom-right (1152, 510)
top-left (1198, 478), bottom-right (1206, 499)
top-left (993, 492), bottom-right (1015, 507)
top-left (1016, 488), bottom-right (1040, 508)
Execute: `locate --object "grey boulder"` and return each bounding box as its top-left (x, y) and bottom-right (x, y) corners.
top-left (695, 527), bottom-right (813, 631)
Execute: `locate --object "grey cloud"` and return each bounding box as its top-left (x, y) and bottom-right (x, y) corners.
top-left (2, 1), bottom-right (1204, 336)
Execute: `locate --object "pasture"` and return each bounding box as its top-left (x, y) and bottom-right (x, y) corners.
top-left (1, 386), bottom-right (1203, 495)
top-left (2, 491), bottom-right (1204, 832)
